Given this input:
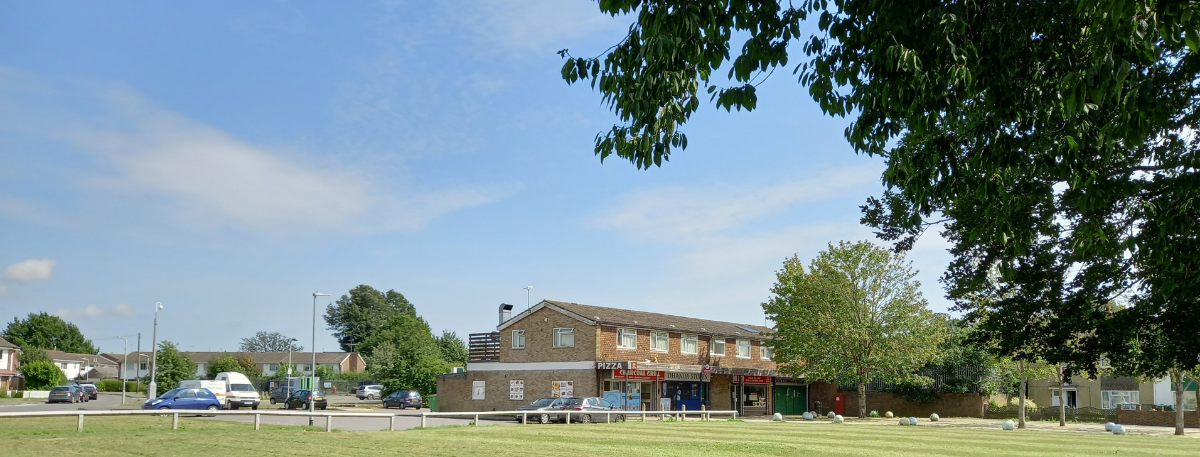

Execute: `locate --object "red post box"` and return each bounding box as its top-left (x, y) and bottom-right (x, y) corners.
top-left (834, 393), bottom-right (845, 415)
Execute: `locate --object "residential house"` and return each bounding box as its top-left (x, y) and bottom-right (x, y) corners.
top-left (1031, 375), bottom-right (1198, 411)
top-left (0, 337), bottom-right (20, 390)
top-left (46, 350), bottom-right (118, 381)
top-left (113, 351), bottom-right (366, 380)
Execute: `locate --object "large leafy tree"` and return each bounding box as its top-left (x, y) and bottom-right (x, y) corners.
top-left (239, 331), bottom-right (302, 352)
top-left (561, 0), bottom-right (1200, 393)
top-left (324, 285), bottom-right (417, 353)
top-left (153, 341), bottom-right (196, 392)
top-left (206, 353), bottom-right (242, 379)
top-left (435, 330), bottom-right (468, 368)
top-left (3, 312), bottom-right (97, 354)
top-left (363, 314), bottom-right (448, 396)
top-left (763, 241), bottom-right (946, 417)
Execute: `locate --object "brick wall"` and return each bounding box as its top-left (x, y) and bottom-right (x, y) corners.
top-left (499, 307), bottom-right (599, 363)
top-left (436, 369), bottom-right (599, 412)
top-left (1115, 409), bottom-right (1199, 428)
top-left (595, 326), bottom-right (775, 370)
top-left (808, 382), bottom-right (985, 417)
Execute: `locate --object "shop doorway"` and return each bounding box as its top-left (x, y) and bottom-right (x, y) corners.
top-left (663, 381), bottom-right (705, 411)
top-left (774, 385), bottom-right (807, 415)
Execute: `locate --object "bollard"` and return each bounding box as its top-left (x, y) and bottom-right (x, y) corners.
top-left (389, 415), bottom-right (396, 431)
top-left (474, 414), bottom-right (479, 426)
top-left (254, 414), bottom-right (261, 430)
top-left (77, 414), bottom-right (84, 432)
top-left (701, 404), bottom-right (707, 421)
top-left (522, 412), bottom-right (527, 425)
top-left (566, 412), bottom-right (571, 424)
top-left (326, 416), bottom-right (332, 432)
top-left (421, 414), bottom-right (427, 428)
top-left (681, 405), bottom-right (686, 421)
top-left (607, 412), bottom-right (611, 423)
top-left (172, 412), bottom-right (179, 430)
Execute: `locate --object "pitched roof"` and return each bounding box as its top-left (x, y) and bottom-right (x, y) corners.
top-left (86, 366), bottom-right (120, 379)
top-left (109, 351), bottom-right (357, 365)
top-left (504, 300), bottom-right (773, 340)
top-left (46, 350), bottom-right (118, 365)
top-left (0, 336), bottom-right (16, 348)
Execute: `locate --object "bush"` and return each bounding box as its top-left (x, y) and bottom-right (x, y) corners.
top-left (95, 380), bottom-right (139, 392)
top-left (0, 389), bottom-right (7, 398)
top-left (869, 410), bottom-right (879, 417)
top-left (14, 390), bottom-right (23, 398)
top-left (21, 359), bottom-right (67, 390)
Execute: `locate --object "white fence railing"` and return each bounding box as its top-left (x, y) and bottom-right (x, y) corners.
top-left (0, 409), bottom-right (396, 432)
top-left (420, 408), bottom-right (738, 427)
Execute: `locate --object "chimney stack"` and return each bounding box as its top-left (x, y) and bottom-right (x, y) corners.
top-left (499, 303), bottom-right (514, 325)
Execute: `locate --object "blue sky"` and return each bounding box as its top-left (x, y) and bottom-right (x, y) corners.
top-left (0, 1), bottom-right (952, 355)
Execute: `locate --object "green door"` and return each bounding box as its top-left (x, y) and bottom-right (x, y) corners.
top-left (774, 386), bottom-right (807, 415)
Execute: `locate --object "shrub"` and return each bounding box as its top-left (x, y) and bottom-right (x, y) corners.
top-left (0, 389), bottom-right (8, 398)
top-left (94, 380), bottom-right (139, 392)
top-left (21, 360), bottom-right (66, 390)
top-left (869, 410), bottom-right (879, 417)
top-left (14, 390), bottom-right (23, 398)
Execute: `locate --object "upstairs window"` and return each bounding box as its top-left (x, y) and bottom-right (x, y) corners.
top-left (553, 328), bottom-right (574, 348)
top-left (681, 334), bottom-right (698, 354)
top-left (650, 331), bottom-right (669, 352)
top-left (617, 328), bottom-right (637, 349)
top-left (736, 339), bottom-right (751, 358)
top-left (710, 338), bottom-right (726, 356)
top-left (760, 344), bottom-right (773, 360)
top-left (512, 330), bottom-right (526, 349)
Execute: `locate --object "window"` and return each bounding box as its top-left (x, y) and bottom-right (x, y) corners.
top-left (617, 328), bottom-right (637, 349)
top-left (60, 362), bottom-right (68, 369)
top-left (512, 330), bottom-right (526, 349)
top-left (710, 337), bottom-right (726, 356)
top-left (680, 334), bottom-right (698, 354)
top-left (553, 328), bottom-right (574, 348)
top-left (736, 340), bottom-right (751, 358)
top-left (1101, 391), bottom-right (1140, 409)
top-left (140, 363), bottom-right (148, 370)
top-left (650, 331), bottom-right (669, 352)
top-left (760, 344), bottom-right (773, 360)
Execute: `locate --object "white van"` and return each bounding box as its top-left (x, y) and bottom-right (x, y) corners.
top-left (178, 380), bottom-right (227, 407)
top-left (214, 372), bottom-right (260, 410)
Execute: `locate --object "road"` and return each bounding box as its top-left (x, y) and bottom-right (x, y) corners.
top-left (0, 393), bottom-right (485, 431)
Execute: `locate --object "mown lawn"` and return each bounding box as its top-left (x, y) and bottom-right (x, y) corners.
top-left (0, 416), bottom-right (1195, 456)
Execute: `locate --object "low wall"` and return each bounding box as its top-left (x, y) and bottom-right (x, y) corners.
top-left (23, 390), bottom-right (49, 399)
top-left (808, 383), bottom-right (985, 417)
top-left (1116, 409), bottom-right (1199, 428)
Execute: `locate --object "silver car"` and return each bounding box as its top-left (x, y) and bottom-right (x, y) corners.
top-left (561, 397), bottom-right (624, 423)
top-left (515, 397), bottom-right (564, 424)
top-left (355, 385), bottom-right (383, 400)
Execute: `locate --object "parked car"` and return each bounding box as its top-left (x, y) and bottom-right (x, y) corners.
top-left (48, 385), bottom-right (82, 403)
top-left (350, 381), bottom-right (379, 394)
top-left (269, 386), bottom-right (296, 405)
top-left (561, 397), bottom-right (623, 423)
top-left (515, 397), bottom-right (565, 424)
top-left (284, 389), bottom-right (328, 410)
top-left (178, 379), bottom-right (228, 406)
top-left (141, 388), bottom-right (223, 411)
top-left (355, 384), bottom-right (383, 400)
top-left (381, 390), bottom-right (422, 409)
top-left (78, 383), bottom-right (99, 400)
top-left (214, 372), bottom-right (260, 410)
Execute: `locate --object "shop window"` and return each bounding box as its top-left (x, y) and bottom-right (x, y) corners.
top-left (760, 344), bottom-right (773, 360)
top-left (710, 337), bottom-right (726, 356)
top-left (512, 330), bottom-right (526, 349)
top-left (651, 331), bottom-right (669, 352)
top-left (681, 334), bottom-right (698, 354)
top-left (617, 328), bottom-right (637, 349)
top-left (736, 340), bottom-right (751, 358)
top-left (553, 328), bottom-right (574, 348)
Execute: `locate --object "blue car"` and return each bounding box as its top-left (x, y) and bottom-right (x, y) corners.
top-left (142, 387), bottom-right (223, 411)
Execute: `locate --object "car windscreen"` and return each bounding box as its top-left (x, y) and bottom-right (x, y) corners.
top-left (52, 386), bottom-right (71, 392)
top-left (530, 398), bottom-right (555, 406)
top-left (230, 384), bottom-right (255, 391)
top-left (561, 398), bottom-right (583, 406)
top-left (159, 388), bottom-right (183, 399)
top-left (312, 390), bottom-right (325, 396)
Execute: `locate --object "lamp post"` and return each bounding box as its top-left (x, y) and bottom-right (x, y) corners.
top-left (114, 335), bottom-right (131, 405)
top-left (147, 302), bottom-right (163, 399)
top-left (523, 285), bottom-right (533, 310)
top-left (310, 292), bottom-right (329, 425)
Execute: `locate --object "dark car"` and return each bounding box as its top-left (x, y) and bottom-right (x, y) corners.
top-left (381, 390), bottom-right (422, 409)
top-left (78, 383), bottom-right (99, 400)
top-left (515, 397), bottom-right (564, 424)
top-left (48, 385), bottom-right (82, 403)
top-left (284, 389), bottom-right (328, 410)
top-left (141, 388), bottom-right (222, 411)
top-left (561, 397), bottom-right (623, 423)
top-left (269, 386), bottom-right (296, 405)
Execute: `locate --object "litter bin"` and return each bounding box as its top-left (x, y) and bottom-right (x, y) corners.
top-left (429, 394), bottom-right (437, 412)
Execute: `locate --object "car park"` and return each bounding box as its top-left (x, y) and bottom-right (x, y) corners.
top-left (381, 390), bottom-right (422, 409)
top-left (355, 384), bottom-right (383, 400)
top-left (561, 397), bottom-right (623, 423)
top-left (78, 383), bottom-right (99, 400)
top-left (141, 388), bottom-right (222, 411)
top-left (269, 386), bottom-right (295, 405)
top-left (48, 385), bottom-right (82, 403)
top-left (515, 397), bottom-right (564, 424)
top-left (284, 389), bottom-right (328, 410)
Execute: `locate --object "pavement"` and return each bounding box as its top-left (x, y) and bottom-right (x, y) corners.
top-left (765, 415), bottom-right (1200, 437)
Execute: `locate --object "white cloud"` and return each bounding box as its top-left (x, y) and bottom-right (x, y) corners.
top-left (464, 0), bottom-right (625, 52)
top-left (1, 259), bottom-right (57, 282)
top-left (0, 285), bottom-right (8, 296)
top-left (53, 303), bottom-right (134, 320)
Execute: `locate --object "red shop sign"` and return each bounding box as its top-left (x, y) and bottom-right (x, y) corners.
top-left (734, 375), bottom-right (772, 384)
top-left (613, 369), bottom-right (665, 381)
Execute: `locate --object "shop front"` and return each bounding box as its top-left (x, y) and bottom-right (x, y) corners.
top-left (732, 375), bottom-right (772, 416)
top-left (662, 372), bottom-right (711, 411)
top-left (603, 368), bottom-right (663, 411)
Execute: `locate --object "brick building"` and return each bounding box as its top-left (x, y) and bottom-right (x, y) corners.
top-left (437, 300), bottom-right (801, 416)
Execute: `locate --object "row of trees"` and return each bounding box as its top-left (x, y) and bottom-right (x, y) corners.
top-left (564, 0), bottom-right (1200, 435)
top-left (324, 285), bottom-right (467, 395)
top-left (3, 313), bottom-right (98, 389)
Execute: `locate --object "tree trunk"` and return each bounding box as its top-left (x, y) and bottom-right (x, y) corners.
top-left (858, 382), bottom-right (867, 418)
top-left (1058, 368), bottom-right (1066, 427)
top-left (1171, 370), bottom-right (1185, 436)
top-left (1018, 377), bottom-right (1027, 429)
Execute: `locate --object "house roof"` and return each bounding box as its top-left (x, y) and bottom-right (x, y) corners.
top-left (86, 366), bottom-right (120, 379)
top-left (109, 351), bottom-right (358, 365)
top-left (46, 350), bottom-right (118, 366)
top-left (501, 300), bottom-right (774, 340)
top-left (0, 336), bottom-right (16, 349)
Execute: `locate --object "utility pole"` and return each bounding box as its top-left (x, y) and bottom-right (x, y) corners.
top-left (148, 302), bottom-right (163, 399)
top-left (136, 333), bottom-right (141, 394)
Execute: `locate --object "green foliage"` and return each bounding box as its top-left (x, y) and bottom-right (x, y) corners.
top-left (324, 285), bottom-right (417, 353)
top-left (239, 331), bottom-right (302, 352)
top-left (154, 341), bottom-right (196, 391)
top-left (234, 353), bottom-right (262, 379)
top-left (94, 380), bottom-right (138, 392)
top-left (3, 312), bottom-right (97, 353)
top-left (206, 353), bottom-right (242, 379)
top-left (435, 330), bottom-right (468, 368)
top-left (12, 390), bottom-right (21, 398)
top-left (275, 363), bottom-right (299, 378)
top-left (869, 410), bottom-right (879, 418)
top-left (0, 388), bottom-right (8, 398)
top-left (365, 313), bottom-right (448, 396)
top-left (315, 365), bottom-right (336, 381)
top-left (889, 383), bottom-right (942, 405)
top-left (764, 241), bottom-right (947, 417)
top-left (17, 346), bottom-right (49, 365)
top-left (21, 360), bottom-right (66, 390)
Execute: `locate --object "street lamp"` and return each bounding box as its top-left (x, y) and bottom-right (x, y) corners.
top-left (287, 338), bottom-right (298, 399)
top-left (523, 286), bottom-right (533, 310)
top-left (148, 302), bottom-right (163, 399)
top-left (114, 335), bottom-right (132, 405)
top-left (310, 292), bottom-right (329, 425)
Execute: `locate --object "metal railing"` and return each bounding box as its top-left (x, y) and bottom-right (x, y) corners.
top-left (420, 408), bottom-right (739, 427)
top-left (0, 409), bottom-right (396, 432)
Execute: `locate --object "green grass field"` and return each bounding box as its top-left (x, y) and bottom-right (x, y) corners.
top-left (1, 416), bottom-right (1196, 456)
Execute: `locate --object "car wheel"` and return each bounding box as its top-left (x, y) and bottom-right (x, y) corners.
top-left (368, 394), bottom-right (375, 400)
top-left (616, 414), bottom-right (625, 422)
top-left (158, 406), bottom-right (170, 409)
top-left (252, 405), bottom-right (259, 410)
top-left (581, 414), bottom-right (593, 424)
top-left (538, 414), bottom-right (549, 424)
top-left (302, 402), bottom-right (309, 410)
top-left (207, 405), bottom-right (218, 411)
top-left (230, 405), bottom-right (239, 410)
top-left (270, 398), bottom-right (276, 405)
